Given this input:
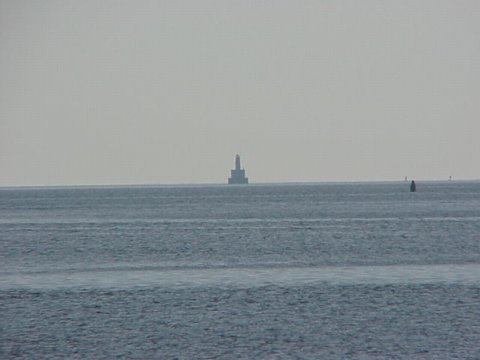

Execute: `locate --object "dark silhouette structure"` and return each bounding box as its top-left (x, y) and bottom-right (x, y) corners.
top-left (410, 180), bottom-right (416, 192)
top-left (228, 154), bottom-right (248, 184)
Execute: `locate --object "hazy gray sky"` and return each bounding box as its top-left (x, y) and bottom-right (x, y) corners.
top-left (1, 0), bottom-right (479, 186)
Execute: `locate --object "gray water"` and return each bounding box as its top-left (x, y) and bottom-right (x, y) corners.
top-left (1, 182), bottom-right (480, 359)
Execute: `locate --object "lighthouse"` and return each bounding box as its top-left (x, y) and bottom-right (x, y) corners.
top-left (228, 154), bottom-right (248, 184)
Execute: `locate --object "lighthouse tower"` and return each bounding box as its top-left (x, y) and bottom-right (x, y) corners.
top-left (228, 154), bottom-right (248, 184)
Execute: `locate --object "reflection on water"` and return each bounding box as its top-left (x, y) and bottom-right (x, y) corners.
top-left (3, 263), bottom-right (480, 290)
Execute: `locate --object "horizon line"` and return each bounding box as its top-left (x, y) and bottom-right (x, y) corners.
top-left (1, 178), bottom-right (479, 190)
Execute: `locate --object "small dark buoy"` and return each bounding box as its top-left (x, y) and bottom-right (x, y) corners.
top-left (410, 180), bottom-right (416, 192)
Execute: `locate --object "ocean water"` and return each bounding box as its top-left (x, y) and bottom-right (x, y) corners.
top-left (1, 182), bottom-right (480, 359)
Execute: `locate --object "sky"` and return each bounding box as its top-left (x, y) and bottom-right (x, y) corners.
top-left (1, 0), bottom-right (479, 186)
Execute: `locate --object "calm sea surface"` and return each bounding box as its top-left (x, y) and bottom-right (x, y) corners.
top-left (1, 182), bottom-right (480, 359)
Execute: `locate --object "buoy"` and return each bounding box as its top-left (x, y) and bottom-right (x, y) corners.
top-left (410, 180), bottom-right (416, 192)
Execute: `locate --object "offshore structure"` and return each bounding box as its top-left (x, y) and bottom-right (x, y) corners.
top-left (228, 154), bottom-right (248, 184)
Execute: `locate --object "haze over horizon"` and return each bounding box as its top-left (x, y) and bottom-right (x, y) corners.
top-left (1, 1), bottom-right (479, 186)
